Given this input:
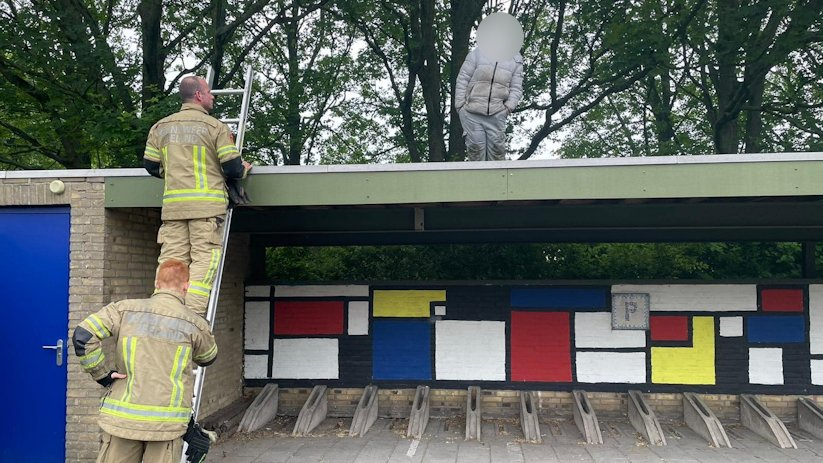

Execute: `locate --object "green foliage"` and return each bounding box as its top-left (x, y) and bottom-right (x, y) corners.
top-left (1, 0), bottom-right (820, 168)
top-left (266, 242), bottom-right (803, 281)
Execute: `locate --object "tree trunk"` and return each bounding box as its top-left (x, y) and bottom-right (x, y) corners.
top-left (646, 72), bottom-right (676, 155)
top-left (210, 0), bottom-right (227, 87)
top-left (138, 0), bottom-right (165, 109)
top-left (284, 4), bottom-right (303, 165)
top-left (418, 0), bottom-right (446, 162)
top-left (713, 0), bottom-right (741, 153)
top-left (744, 74), bottom-right (766, 153)
top-left (447, 0), bottom-right (484, 161)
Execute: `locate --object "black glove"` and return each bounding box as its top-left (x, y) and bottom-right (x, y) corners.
top-left (96, 370), bottom-right (118, 388)
top-left (183, 418), bottom-right (211, 463)
top-left (226, 177), bottom-right (251, 207)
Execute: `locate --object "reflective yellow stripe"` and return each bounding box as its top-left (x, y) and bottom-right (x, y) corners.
top-left (193, 343), bottom-right (217, 363)
top-left (200, 147), bottom-right (208, 190)
top-left (162, 187), bottom-right (227, 205)
top-left (101, 398), bottom-right (190, 423)
top-left (144, 146), bottom-right (161, 160)
top-left (85, 315), bottom-right (111, 339)
top-left (187, 250), bottom-right (220, 298)
top-left (187, 283), bottom-right (211, 297)
top-left (164, 188), bottom-right (226, 195)
top-left (217, 145), bottom-right (239, 159)
top-left (163, 197), bottom-right (227, 204)
top-left (193, 146), bottom-right (206, 190)
top-left (203, 249), bottom-right (220, 287)
top-left (79, 348), bottom-right (104, 369)
top-left (121, 337), bottom-right (137, 402)
top-left (169, 346), bottom-right (190, 408)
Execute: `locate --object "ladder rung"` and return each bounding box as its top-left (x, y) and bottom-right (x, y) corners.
top-left (220, 118), bottom-right (240, 124)
top-left (211, 88), bottom-right (245, 96)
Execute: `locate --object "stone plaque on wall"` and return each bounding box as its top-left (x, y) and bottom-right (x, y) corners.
top-left (612, 293), bottom-right (650, 330)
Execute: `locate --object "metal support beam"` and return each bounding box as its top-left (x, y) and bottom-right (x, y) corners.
top-left (803, 242), bottom-right (817, 278)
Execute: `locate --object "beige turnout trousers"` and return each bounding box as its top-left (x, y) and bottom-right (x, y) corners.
top-left (96, 432), bottom-right (182, 463)
top-left (157, 215), bottom-right (224, 316)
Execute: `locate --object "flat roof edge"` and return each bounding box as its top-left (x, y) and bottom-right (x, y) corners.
top-left (2, 153), bottom-right (823, 179)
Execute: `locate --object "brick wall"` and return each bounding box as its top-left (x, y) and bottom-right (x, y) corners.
top-left (2, 176), bottom-right (109, 461)
top-left (255, 387), bottom-right (817, 426)
top-left (200, 232), bottom-right (248, 417)
top-left (2, 176), bottom-right (246, 462)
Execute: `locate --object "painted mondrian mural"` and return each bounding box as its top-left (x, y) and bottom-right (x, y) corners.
top-left (243, 283), bottom-right (823, 393)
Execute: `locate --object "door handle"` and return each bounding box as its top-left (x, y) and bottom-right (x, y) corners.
top-left (41, 339), bottom-right (64, 366)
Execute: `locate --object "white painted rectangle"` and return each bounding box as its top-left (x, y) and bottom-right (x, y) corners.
top-left (811, 360), bottom-right (823, 385)
top-left (245, 285), bottom-right (271, 298)
top-left (749, 348), bottom-right (783, 385)
top-left (244, 301), bottom-right (270, 349)
top-left (244, 354), bottom-right (269, 379)
top-left (810, 286), bottom-right (823, 354)
top-left (434, 305), bottom-right (446, 316)
top-left (348, 301), bottom-right (369, 335)
top-left (719, 316), bottom-right (743, 337)
top-left (272, 339), bottom-right (338, 379)
top-left (575, 312), bottom-right (646, 348)
top-left (612, 284), bottom-right (757, 311)
top-left (576, 352), bottom-right (646, 383)
top-left (435, 321), bottom-right (505, 381)
top-left (274, 285), bottom-right (369, 298)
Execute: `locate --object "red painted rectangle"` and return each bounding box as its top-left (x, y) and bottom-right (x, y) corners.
top-left (274, 300), bottom-right (344, 335)
top-left (510, 311), bottom-right (571, 382)
top-left (650, 316), bottom-right (689, 341)
top-left (761, 289), bottom-right (804, 312)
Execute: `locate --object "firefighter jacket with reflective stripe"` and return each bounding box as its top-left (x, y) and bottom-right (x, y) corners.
top-left (144, 103), bottom-right (241, 221)
top-left (74, 290), bottom-right (218, 441)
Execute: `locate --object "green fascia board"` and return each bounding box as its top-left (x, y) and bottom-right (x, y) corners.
top-left (101, 154), bottom-right (823, 208)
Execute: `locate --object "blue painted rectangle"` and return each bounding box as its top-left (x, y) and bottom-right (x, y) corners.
top-left (510, 288), bottom-right (607, 309)
top-left (747, 316), bottom-right (805, 344)
top-left (372, 320), bottom-right (431, 380)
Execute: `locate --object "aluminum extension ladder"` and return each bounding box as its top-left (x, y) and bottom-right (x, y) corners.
top-left (182, 64), bottom-right (254, 462)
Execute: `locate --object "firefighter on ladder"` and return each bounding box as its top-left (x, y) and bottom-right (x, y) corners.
top-left (72, 260), bottom-right (218, 463)
top-left (143, 75), bottom-right (252, 317)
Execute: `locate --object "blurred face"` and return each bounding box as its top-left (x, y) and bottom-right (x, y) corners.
top-left (476, 13), bottom-right (523, 62)
top-left (195, 79), bottom-right (214, 112)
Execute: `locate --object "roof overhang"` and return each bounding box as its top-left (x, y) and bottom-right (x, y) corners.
top-left (8, 153), bottom-right (823, 245)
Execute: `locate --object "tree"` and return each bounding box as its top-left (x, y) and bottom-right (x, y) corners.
top-left (687, 0), bottom-right (823, 153)
top-left (554, 0), bottom-right (823, 158)
top-left (513, 0), bottom-right (704, 159)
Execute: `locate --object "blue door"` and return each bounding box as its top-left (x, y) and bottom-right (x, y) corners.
top-left (0, 207), bottom-right (70, 462)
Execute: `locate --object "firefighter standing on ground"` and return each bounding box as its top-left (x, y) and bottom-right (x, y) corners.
top-left (143, 75), bottom-right (252, 316)
top-left (72, 259), bottom-right (218, 463)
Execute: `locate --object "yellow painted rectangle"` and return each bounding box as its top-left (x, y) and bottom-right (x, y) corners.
top-left (651, 316), bottom-right (715, 385)
top-left (372, 290), bottom-right (446, 317)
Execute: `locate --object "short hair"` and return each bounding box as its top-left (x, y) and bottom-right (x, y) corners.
top-left (156, 259), bottom-right (189, 289)
top-left (179, 76), bottom-right (204, 102)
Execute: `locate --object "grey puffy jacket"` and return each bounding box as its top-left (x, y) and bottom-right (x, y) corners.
top-left (454, 48), bottom-right (524, 116)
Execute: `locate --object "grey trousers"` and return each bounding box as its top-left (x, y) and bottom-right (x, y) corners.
top-left (458, 108), bottom-right (508, 161)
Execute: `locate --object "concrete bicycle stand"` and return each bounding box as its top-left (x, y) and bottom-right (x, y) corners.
top-left (293, 385), bottom-right (328, 436)
top-left (572, 390), bottom-right (603, 444)
top-left (238, 383), bottom-right (279, 433)
top-left (627, 390), bottom-right (666, 446)
top-left (407, 386), bottom-right (431, 439)
top-left (349, 385), bottom-right (379, 437)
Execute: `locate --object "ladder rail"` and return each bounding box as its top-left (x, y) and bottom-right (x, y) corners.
top-left (182, 64), bottom-right (253, 463)
top-left (235, 65), bottom-right (254, 156)
top-left (189, 206), bottom-right (233, 417)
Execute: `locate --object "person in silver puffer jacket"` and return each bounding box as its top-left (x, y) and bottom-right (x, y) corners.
top-left (455, 47), bottom-right (524, 161)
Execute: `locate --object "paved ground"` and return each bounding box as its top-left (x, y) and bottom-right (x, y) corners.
top-left (205, 416), bottom-right (823, 463)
